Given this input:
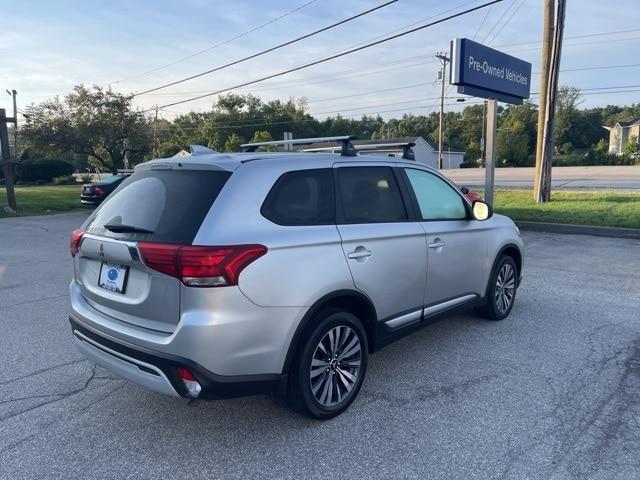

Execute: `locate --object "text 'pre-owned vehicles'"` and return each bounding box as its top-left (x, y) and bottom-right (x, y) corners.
top-left (68, 137), bottom-right (523, 419)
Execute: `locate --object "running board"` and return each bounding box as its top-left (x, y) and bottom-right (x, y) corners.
top-left (384, 294), bottom-right (479, 330)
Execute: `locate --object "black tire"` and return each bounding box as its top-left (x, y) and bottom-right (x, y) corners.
top-left (478, 255), bottom-right (518, 321)
top-left (289, 308), bottom-right (368, 420)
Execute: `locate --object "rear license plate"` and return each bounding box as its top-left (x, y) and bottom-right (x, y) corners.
top-left (98, 262), bottom-right (129, 293)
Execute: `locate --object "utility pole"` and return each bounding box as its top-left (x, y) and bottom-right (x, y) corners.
top-left (436, 52), bottom-right (449, 170)
top-left (538, 0), bottom-right (565, 203)
top-left (1, 108), bottom-right (17, 212)
top-left (153, 105), bottom-right (159, 157)
top-left (8, 90), bottom-right (18, 161)
top-left (480, 100), bottom-right (487, 165)
top-left (533, 0), bottom-right (555, 202)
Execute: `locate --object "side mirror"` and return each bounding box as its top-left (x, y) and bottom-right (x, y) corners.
top-left (472, 201), bottom-right (492, 221)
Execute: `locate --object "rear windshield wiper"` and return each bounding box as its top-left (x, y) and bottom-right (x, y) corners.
top-left (103, 223), bottom-right (154, 234)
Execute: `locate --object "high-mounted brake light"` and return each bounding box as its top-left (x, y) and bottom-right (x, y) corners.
top-left (137, 243), bottom-right (267, 287)
top-left (70, 229), bottom-right (84, 257)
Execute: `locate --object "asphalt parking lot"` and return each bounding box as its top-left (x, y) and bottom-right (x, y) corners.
top-left (1, 212), bottom-right (639, 480)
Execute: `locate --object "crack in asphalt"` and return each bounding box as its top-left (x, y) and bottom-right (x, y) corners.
top-left (0, 364), bottom-right (99, 423)
top-left (0, 358), bottom-right (87, 386)
top-left (497, 325), bottom-right (640, 479)
top-left (0, 379), bottom-right (127, 457)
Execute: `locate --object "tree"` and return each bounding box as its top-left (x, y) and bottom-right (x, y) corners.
top-left (623, 135), bottom-right (639, 157)
top-left (250, 130), bottom-right (277, 151)
top-left (224, 133), bottom-right (245, 152)
top-left (554, 86), bottom-right (583, 150)
top-left (495, 102), bottom-right (537, 166)
top-left (21, 85), bottom-right (151, 174)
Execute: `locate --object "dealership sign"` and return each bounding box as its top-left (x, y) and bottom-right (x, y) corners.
top-left (450, 38), bottom-right (531, 105)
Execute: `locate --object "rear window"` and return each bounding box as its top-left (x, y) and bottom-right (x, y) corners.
top-left (261, 169), bottom-right (334, 225)
top-left (97, 175), bottom-right (125, 184)
top-left (82, 169), bottom-right (231, 244)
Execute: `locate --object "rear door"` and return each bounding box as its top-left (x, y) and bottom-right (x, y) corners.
top-left (401, 167), bottom-right (489, 312)
top-left (334, 164), bottom-right (427, 321)
top-left (75, 168), bottom-right (230, 333)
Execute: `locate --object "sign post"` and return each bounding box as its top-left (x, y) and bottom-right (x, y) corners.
top-left (450, 38), bottom-right (531, 206)
top-left (484, 100), bottom-right (498, 206)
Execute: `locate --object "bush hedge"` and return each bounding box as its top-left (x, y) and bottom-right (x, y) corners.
top-left (16, 158), bottom-right (75, 182)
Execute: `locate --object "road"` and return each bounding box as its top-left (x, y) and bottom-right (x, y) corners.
top-left (1, 212), bottom-right (639, 480)
top-left (443, 165), bottom-right (640, 189)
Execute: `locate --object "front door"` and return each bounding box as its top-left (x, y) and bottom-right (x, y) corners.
top-left (401, 167), bottom-right (488, 313)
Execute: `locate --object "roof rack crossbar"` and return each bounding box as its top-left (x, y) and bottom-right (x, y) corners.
top-left (301, 141), bottom-right (416, 160)
top-left (241, 135), bottom-right (357, 156)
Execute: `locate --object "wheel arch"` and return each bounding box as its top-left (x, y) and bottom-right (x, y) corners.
top-left (485, 243), bottom-right (523, 298)
top-left (281, 289), bottom-right (378, 375)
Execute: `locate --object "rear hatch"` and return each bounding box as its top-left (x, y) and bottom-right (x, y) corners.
top-left (75, 168), bottom-right (231, 333)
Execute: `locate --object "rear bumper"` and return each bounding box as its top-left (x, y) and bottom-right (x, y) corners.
top-left (80, 196), bottom-right (103, 205)
top-left (70, 317), bottom-right (283, 399)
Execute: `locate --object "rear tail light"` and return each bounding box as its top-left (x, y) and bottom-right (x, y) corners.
top-left (138, 243), bottom-right (267, 287)
top-left (70, 229), bottom-right (84, 257)
top-left (177, 367), bottom-right (201, 398)
top-left (93, 187), bottom-right (105, 196)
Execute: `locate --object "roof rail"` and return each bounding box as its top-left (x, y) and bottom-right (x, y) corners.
top-left (241, 135), bottom-right (357, 157)
top-left (302, 141), bottom-right (416, 160)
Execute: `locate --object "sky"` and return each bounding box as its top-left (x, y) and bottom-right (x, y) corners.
top-left (1, 0), bottom-right (639, 123)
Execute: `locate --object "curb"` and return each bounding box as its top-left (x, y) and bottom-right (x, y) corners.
top-left (516, 221), bottom-right (640, 240)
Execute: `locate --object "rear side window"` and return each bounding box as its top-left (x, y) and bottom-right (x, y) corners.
top-left (337, 166), bottom-right (407, 223)
top-left (261, 169), bottom-right (334, 226)
top-left (83, 169), bottom-right (231, 244)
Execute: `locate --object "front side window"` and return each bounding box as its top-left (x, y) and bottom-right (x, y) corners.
top-left (404, 168), bottom-right (467, 220)
top-left (337, 166), bottom-right (407, 223)
top-left (261, 169), bottom-right (334, 225)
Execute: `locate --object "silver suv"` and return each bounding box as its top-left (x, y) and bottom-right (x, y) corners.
top-left (69, 137), bottom-right (523, 419)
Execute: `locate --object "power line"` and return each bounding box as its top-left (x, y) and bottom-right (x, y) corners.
top-left (481, 0), bottom-right (517, 43)
top-left (150, 83), bottom-right (640, 132)
top-left (150, 78), bottom-right (640, 127)
top-left (114, 0), bottom-right (319, 85)
top-left (487, 0), bottom-right (527, 44)
top-left (144, 0), bottom-right (504, 111)
top-left (495, 27), bottom-right (640, 48)
top-left (473, 5), bottom-right (493, 40)
top-left (137, 0), bottom-right (483, 99)
top-left (145, 58), bottom-right (640, 100)
top-left (141, 55), bottom-right (438, 97)
top-left (134, 0), bottom-right (398, 96)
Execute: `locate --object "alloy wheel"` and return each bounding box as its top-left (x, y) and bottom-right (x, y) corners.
top-left (309, 326), bottom-right (361, 407)
top-left (495, 263), bottom-right (516, 314)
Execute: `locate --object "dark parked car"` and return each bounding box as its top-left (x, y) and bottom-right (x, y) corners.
top-left (80, 175), bottom-right (127, 205)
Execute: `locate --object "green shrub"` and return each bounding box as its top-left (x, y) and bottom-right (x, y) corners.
top-left (52, 175), bottom-right (76, 185)
top-left (80, 174), bottom-right (93, 183)
top-left (17, 158), bottom-right (75, 182)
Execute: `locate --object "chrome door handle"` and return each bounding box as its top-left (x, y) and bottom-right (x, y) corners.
top-left (428, 239), bottom-right (445, 249)
top-left (347, 249), bottom-right (373, 259)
